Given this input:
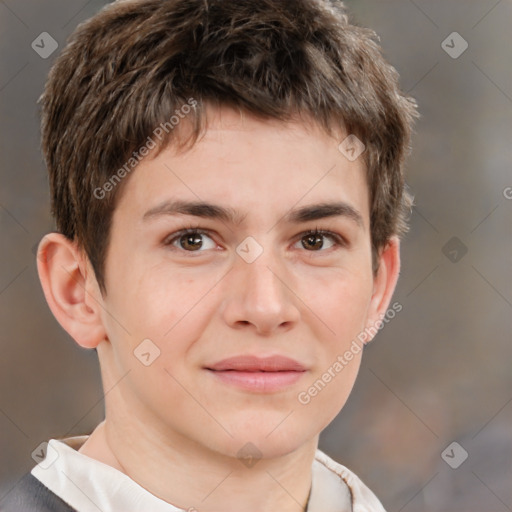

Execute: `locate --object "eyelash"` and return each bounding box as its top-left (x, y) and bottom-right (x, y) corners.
top-left (163, 225), bottom-right (347, 253)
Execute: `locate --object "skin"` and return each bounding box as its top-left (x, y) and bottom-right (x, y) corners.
top-left (37, 107), bottom-right (400, 512)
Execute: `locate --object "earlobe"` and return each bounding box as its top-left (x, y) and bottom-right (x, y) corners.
top-left (365, 237), bottom-right (401, 343)
top-left (36, 233), bottom-right (106, 349)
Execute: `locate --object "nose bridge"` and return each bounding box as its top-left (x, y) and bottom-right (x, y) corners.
top-left (222, 240), bottom-right (300, 333)
top-left (239, 242), bottom-right (288, 306)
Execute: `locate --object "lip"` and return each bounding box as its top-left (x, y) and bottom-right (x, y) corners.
top-left (205, 355), bottom-right (307, 393)
top-left (206, 355), bottom-right (306, 372)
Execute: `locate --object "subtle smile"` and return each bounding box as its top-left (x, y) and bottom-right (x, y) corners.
top-left (205, 355), bottom-right (308, 393)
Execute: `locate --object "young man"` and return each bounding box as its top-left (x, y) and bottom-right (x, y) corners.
top-left (1, 0), bottom-right (417, 510)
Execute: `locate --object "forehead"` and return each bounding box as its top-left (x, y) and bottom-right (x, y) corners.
top-left (114, 107), bottom-right (370, 228)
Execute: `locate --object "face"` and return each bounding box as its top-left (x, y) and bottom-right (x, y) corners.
top-left (95, 107), bottom-right (383, 460)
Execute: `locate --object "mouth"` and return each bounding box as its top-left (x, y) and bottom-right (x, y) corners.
top-left (204, 355), bottom-right (307, 393)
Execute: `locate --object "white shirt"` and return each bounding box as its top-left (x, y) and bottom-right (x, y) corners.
top-left (31, 436), bottom-right (386, 512)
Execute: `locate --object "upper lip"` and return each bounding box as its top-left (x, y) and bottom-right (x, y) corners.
top-left (206, 355), bottom-right (307, 372)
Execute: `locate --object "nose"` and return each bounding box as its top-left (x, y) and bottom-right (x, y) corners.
top-left (220, 249), bottom-right (300, 336)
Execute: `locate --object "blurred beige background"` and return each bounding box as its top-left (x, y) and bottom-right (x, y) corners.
top-left (1, 1), bottom-right (511, 511)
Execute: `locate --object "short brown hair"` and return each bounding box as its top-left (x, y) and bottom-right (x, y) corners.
top-left (39, 0), bottom-right (418, 294)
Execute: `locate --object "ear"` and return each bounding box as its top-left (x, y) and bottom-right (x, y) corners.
top-left (364, 236), bottom-right (401, 343)
top-left (36, 233), bottom-right (107, 349)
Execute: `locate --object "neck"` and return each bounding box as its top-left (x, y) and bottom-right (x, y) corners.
top-left (78, 418), bottom-right (318, 512)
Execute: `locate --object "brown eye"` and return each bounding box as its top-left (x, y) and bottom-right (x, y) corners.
top-left (295, 230), bottom-right (344, 251)
top-left (165, 229), bottom-right (217, 252)
top-left (302, 233), bottom-right (325, 250)
top-left (179, 233), bottom-right (204, 251)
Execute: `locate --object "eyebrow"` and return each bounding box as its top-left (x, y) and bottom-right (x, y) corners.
top-left (142, 199), bottom-right (364, 228)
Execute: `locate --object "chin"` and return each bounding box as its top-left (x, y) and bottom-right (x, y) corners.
top-left (215, 414), bottom-right (318, 462)
top-left (211, 435), bottom-right (307, 464)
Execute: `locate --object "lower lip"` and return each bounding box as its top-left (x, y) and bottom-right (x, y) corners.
top-left (207, 370), bottom-right (305, 392)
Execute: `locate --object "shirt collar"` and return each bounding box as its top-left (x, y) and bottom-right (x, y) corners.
top-left (31, 436), bottom-right (377, 512)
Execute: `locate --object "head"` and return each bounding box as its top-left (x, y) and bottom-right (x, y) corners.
top-left (37, 0), bottom-right (418, 460)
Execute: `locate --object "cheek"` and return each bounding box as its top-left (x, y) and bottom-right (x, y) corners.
top-left (292, 268), bottom-right (371, 418)
top-left (298, 266), bottom-right (374, 344)
top-left (110, 258), bottom-right (223, 340)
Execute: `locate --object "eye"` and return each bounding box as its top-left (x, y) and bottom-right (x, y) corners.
top-left (163, 227), bottom-right (345, 253)
top-left (294, 229), bottom-right (345, 251)
top-left (164, 228), bottom-right (217, 252)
